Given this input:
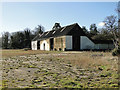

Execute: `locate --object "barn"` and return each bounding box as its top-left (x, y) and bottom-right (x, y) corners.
top-left (31, 23), bottom-right (114, 51)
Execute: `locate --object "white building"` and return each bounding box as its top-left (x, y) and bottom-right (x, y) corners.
top-left (31, 23), bottom-right (114, 51)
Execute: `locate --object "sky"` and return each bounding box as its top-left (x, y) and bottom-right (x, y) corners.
top-left (1, 2), bottom-right (118, 35)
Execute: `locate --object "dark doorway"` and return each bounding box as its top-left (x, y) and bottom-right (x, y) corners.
top-left (50, 38), bottom-right (54, 50)
top-left (43, 43), bottom-right (45, 50)
top-left (37, 41), bottom-right (40, 49)
top-left (72, 36), bottom-right (80, 51)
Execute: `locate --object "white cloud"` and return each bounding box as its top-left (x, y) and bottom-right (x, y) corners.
top-left (98, 22), bottom-right (105, 27)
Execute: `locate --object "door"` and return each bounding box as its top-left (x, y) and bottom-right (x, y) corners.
top-left (37, 41), bottom-right (40, 49)
top-left (43, 43), bottom-right (45, 50)
top-left (50, 38), bottom-right (54, 50)
top-left (72, 36), bottom-right (80, 51)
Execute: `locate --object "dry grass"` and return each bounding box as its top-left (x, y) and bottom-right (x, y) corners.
top-left (1, 50), bottom-right (117, 70)
top-left (1, 50), bottom-right (119, 88)
top-left (59, 51), bottom-right (118, 70)
top-left (1, 49), bottom-right (61, 58)
top-left (2, 49), bottom-right (117, 71)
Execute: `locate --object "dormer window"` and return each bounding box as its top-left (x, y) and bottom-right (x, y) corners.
top-left (60, 27), bottom-right (66, 32)
top-left (45, 32), bottom-right (49, 36)
top-left (52, 31), bottom-right (56, 34)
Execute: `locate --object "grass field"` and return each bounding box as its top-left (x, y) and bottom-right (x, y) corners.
top-left (1, 49), bottom-right (119, 88)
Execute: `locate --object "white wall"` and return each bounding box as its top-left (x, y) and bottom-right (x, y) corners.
top-left (66, 36), bottom-right (72, 50)
top-left (80, 36), bottom-right (94, 50)
top-left (94, 44), bottom-right (114, 49)
top-left (99, 44), bottom-right (108, 49)
top-left (40, 40), bottom-right (50, 51)
top-left (80, 36), bottom-right (114, 50)
top-left (108, 44), bottom-right (114, 49)
top-left (94, 44), bottom-right (99, 49)
top-left (31, 41), bottom-right (37, 50)
top-left (94, 44), bottom-right (108, 49)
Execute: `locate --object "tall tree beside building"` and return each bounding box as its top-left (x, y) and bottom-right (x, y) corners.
top-left (24, 28), bottom-right (32, 48)
top-left (34, 25), bottom-right (44, 36)
top-left (92, 28), bottom-right (113, 40)
top-left (103, 15), bottom-right (119, 49)
top-left (89, 24), bottom-right (98, 37)
top-left (117, 1), bottom-right (120, 49)
top-left (82, 26), bottom-right (90, 37)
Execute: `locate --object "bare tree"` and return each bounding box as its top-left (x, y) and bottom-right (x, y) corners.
top-left (103, 15), bottom-right (119, 50)
top-left (117, 1), bottom-right (120, 46)
top-left (34, 25), bottom-right (44, 35)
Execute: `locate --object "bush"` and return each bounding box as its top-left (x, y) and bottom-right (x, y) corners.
top-left (23, 48), bottom-right (31, 51)
top-left (112, 47), bottom-right (120, 56)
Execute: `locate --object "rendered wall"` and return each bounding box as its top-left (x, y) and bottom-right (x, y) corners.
top-left (54, 36), bottom-right (66, 51)
top-left (108, 44), bottom-right (114, 49)
top-left (94, 44), bottom-right (114, 49)
top-left (66, 36), bottom-right (72, 50)
top-left (80, 36), bottom-right (94, 49)
top-left (98, 44), bottom-right (108, 49)
top-left (31, 41), bottom-right (37, 50)
top-left (40, 39), bottom-right (50, 51)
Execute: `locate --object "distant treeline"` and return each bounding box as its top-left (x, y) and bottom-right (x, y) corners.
top-left (1, 25), bottom-right (44, 49)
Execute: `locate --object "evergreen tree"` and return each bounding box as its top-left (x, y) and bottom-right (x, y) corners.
top-left (2, 32), bottom-right (10, 49)
top-left (89, 24), bottom-right (98, 37)
top-left (82, 26), bottom-right (90, 36)
top-left (24, 28), bottom-right (31, 48)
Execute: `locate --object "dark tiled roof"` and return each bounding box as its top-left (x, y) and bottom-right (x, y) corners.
top-left (32, 34), bottom-right (41, 41)
top-left (32, 23), bottom-right (77, 41)
top-left (32, 23), bottom-right (113, 44)
top-left (86, 36), bottom-right (113, 44)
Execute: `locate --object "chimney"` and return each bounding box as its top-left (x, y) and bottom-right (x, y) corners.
top-left (52, 23), bottom-right (61, 30)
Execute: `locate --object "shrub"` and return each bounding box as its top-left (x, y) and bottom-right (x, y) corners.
top-left (112, 47), bottom-right (120, 56)
top-left (23, 48), bottom-right (31, 51)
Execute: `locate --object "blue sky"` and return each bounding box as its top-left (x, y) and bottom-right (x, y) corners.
top-left (1, 2), bottom-right (118, 34)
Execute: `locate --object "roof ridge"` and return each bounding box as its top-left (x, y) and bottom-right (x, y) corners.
top-left (62, 23), bottom-right (78, 28)
top-left (44, 23), bottom-right (78, 33)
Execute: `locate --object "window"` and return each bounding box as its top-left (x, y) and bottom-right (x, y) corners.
top-left (45, 32), bottom-right (49, 36)
top-left (60, 27), bottom-right (66, 32)
top-left (39, 33), bottom-right (44, 37)
top-left (33, 43), bottom-right (35, 49)
top-left (52, 31), bottom-right (56, 34)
